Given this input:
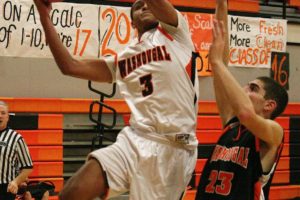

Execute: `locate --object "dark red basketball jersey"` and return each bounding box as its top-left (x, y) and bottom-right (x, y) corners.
top-left (195, 117), bottom-right (283, 200)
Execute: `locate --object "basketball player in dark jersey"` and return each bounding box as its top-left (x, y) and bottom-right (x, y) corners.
top-left (195, 1), bottom-right (289, 199)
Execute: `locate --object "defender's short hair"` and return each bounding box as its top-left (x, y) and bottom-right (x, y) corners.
top-left (257, 76), bottom-right (288, 119)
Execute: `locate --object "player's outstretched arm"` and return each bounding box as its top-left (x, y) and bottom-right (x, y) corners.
top-left (33, 0), bottom-right (113, 83)
top-left (209, 20), bottom-right (283, 147)
top-left (215, 0), bottom-right (229, 64)
top-left (213, 0), bottom-right (234, 126)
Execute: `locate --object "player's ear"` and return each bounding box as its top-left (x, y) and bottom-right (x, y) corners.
top-left (264, 99), bottom-right (277, 115)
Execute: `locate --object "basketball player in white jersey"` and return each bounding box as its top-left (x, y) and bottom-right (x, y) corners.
top-left (34, 0), bottom-right (199, 199)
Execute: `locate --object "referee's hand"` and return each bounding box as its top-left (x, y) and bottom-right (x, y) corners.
top-left (7, 180), bottom-right (18, 194)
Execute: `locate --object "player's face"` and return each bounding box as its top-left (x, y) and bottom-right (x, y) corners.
top-left (0, 105), bottom-right (9, 131)
top-left (131, 0), bottom-right (159, 33)
top-left (244, 79), bottom-right (267, 115)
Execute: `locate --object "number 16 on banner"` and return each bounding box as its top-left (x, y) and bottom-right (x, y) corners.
top-left (271, 52), bottom-right (289, 90)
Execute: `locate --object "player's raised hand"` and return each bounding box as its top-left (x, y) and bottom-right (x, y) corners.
top-left (33, 0), bottom-right (53, 16)
top-left (209, 20), bottom-right (226, 67)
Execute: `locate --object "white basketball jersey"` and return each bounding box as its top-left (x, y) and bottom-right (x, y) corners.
top-left (105, 11), bottom-right (199, 150)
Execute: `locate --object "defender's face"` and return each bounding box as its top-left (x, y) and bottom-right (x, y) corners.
top-left (0, 105), bottom-right (9, 131)
top-left (131, 0), bottom-right (159, 31)
top-left (244, 79), bottom-right (267, 115)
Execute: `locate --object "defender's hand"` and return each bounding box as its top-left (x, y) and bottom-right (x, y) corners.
top-left (209, 20), bottom-right (226, 66)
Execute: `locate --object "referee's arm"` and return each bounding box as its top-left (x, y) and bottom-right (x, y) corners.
top-left (7, 137), bottom-right (33, 194)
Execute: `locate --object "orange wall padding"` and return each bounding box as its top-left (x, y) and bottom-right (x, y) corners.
top-left (29, 146), bottom-right (63, 161)
top-left (1, 98), bottom-right (300, 116)
top-left (289, 0), bottom-right (300, 6)
top-left (19, 130), bottom-right (63, 145)
top-left (38, 114), bottom-right (63, 129)
top-left (30, 162), bottom-right (63, 177)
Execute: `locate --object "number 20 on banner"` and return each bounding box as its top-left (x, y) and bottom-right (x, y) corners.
top-left (101, 8), bottom-right (131, 57)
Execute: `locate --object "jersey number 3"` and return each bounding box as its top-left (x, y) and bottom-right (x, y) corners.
top-left (139, 74), bottom-right (153, 97)
top-left (205, 170), bottom-right (234, 196)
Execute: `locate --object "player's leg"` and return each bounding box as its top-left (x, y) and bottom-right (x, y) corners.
top-left (88, 128), bottom-right (134, 198)
top-left (129, 134), bottom-right (197, 200)
top-left (24, 191), bottom-right (32, 200)
top-left (41, 190), bottom-right (49, 200)
top-left (67, 127), bottom-right (134, 199)
top-left (59, 158), bottom-right (108, 200)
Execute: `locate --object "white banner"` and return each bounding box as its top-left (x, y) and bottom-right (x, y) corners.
top-left (0, 0), bottom-right (133, 58)
top-left (229, 15), bottom-right (287, 68)
top-left (0, 1), bottom-right (288, 69)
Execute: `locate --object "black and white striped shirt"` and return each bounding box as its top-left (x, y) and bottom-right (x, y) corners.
top-left (0, 128), bottom-right (33, 184)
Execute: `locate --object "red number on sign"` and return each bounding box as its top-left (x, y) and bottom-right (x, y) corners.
top-left (116, 13), bottom-right (131, 45)
top-left (73, 29), bottom-right (92, 56)
top-left (271, 54), bottom-right (288, 87)
top-left (101, 8), bottom-right (117, 57)
top-left (101, 8), bottom-right (131, 57)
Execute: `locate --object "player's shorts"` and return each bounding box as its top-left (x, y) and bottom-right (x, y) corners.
top-left (88, 126), bottom-right (197, 200)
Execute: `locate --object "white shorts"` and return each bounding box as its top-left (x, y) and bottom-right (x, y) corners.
top-left (88, 126), bottom-right (197, 200)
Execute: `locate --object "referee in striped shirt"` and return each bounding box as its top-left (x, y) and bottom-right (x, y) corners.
top-left (0, 101), bottom-right (33, 200)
